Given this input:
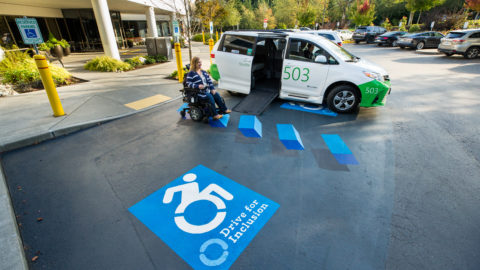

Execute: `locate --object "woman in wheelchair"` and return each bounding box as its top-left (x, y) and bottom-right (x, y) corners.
top-left (185, 57), bottom-right (231, 120)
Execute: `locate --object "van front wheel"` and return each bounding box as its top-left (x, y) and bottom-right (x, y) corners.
top-left (327, 85), bottom-right (359, 113)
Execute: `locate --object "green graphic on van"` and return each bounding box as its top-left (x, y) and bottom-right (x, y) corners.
top-left (358, 79), bottom-right (391, 107)
top-left (283, 66), bottom-right (310, 82)
top-left (247, 48), bottom-right (252, 56)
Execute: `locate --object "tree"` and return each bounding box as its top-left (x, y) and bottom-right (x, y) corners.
top-left (466, 0), bottom-right (480, 19)
top-left (196, 0), bottom-right (227, 29)
top-left (255, 1), bottom-right (277, 29)
top-left (239, 4), bottom-right (259, 29)
top-left (274, 0), bottom-right (298, 28)
top-left (396, 0), bottom-right (446, 25)
top-left (222, 0), bottom-right (241, 29)
top-left (297, 8), bottom-right (317, 27)
top-left (328, 0), bottom-right (355, 28)
top-left (349, 0), bottom-right (376, 26)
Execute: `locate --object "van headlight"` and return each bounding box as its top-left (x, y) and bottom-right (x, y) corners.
top-left (363, 71), bottom-right (383, 82)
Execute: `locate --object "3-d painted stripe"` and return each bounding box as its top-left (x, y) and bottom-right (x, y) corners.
top-left (280, 103), bottom-right (337, 117)
top-left (321, 134), bottom-right (352, 154)
top-left (177, 103), bottom-right (189, 112)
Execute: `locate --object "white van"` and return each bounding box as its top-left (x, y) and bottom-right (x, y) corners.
top-left (210, 31), bottom-right (391, 113)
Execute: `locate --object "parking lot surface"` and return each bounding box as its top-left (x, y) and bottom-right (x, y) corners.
top-left (2, 44), bottom-right (480, 270)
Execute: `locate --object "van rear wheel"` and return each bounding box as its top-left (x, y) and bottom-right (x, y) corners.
top-left (327, 85), bottom-right (359, 113)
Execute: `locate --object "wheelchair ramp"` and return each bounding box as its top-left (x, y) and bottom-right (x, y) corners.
top-left (233, 79), bottom-right (279, 115)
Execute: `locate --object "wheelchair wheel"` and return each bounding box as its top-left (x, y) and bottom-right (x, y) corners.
top-left (189, 106), bottom-right (203, 121)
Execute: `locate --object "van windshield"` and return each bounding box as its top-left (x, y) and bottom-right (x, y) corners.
top-left (322, 40), bottom-right (357, 62)
top-left (446, 32), bottom-right (466, 38)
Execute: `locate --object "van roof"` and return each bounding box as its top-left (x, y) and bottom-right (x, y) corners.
top-left (224, 30), bottom-right (329, 39)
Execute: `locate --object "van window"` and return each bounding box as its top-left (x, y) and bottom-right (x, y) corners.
top-left (219, 35), bottom-right (256, 55)
top-left (317, 33), bottom-right (335, 41)
top-left (469, 32), bottom-right (480, 38)
top-left (287, 39), bottom-right (329, 63)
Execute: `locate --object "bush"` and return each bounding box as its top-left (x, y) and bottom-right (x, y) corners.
top-left (408, 24), bottom-right (422, 33)
top-left (38, 43), bottom-right (49, 51)
top-left (381, 18), bottom-right (392, 31)
top-left (126, 39), bottom-right (134, 48)
top-left (84, 56), bottom-right (132, 72)
top-left (0, 50), bottom-right (71, 87)
top-left (170, 38), bottom-right (186, 48)
top-left (144, 56), bottom-right (156, 65)
top-left (169, 66), bottom-right (188, 80)
top-left (154, 55), bottom-right (168, 63)
top-left (192, 33), bottom-right (213, 42)
top-left (58, 39), bottom-right (70, 48)
top-left (124, 56), bottom-right (145, 68)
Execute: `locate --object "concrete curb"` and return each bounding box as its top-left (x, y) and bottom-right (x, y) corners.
top-left (0, 164), bottom-right (28, 270)
top-left (0, 95), bottom-right (182, 154)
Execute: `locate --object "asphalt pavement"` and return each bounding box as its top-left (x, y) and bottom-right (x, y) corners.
top-left (1, 44), bottom-right (480, 269)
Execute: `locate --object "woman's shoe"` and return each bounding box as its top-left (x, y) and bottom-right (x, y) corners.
top-left (213, 114), bottom-right (223, 120)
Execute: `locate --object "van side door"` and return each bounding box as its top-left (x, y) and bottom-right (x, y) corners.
top-left (280, 38), bottom-right (330, 102)
top-left (215, 34), bottom-right (256, 94)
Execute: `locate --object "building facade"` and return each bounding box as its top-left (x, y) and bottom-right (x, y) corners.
top-left (0, 0), bottom-right (185, 59)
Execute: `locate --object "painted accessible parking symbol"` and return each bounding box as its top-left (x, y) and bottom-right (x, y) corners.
top-left (129, 165), bottom-right (280, 269)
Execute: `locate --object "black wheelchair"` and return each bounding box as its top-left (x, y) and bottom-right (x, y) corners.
top-left (179, 68), bottom-right (224, 122)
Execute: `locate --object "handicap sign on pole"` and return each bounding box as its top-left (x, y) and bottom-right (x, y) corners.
top-left (129, 165), bottom-right (279, 269)
top-left (210, 21), bottom-right (214, 35)
top-left (15, 18), bottom-right (43, 45)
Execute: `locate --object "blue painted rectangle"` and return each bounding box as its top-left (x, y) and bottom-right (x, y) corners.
top-left (129, 165), bottom-right (279, 270)
top-left (280, 102), bottom-right (337, 117)
top-left (277, 124), bottom-right (304, 150)
top-left (238, 115), bottom-right (262, 138)
top-left (209, 114), bottom-right (230, 128)
top-left (321, 134), bottom-right (352, 154)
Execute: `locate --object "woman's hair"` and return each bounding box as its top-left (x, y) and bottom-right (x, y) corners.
top-left (190, 56), bottom-right (200, 71)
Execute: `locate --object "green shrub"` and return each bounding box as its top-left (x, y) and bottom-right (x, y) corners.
top-left (0, 50), bottom-right (71, 86)
top-left (169, 66), bottom-right (188, 79)
top-left (58, 39), bottom-right (70, 48)
top-left (170, 38), bottom-right (186, 48)
top-left (399, 16), bottom-right (407, 32)
top-left (124, 56), bottom-right (145, 68)
top-left (192, 33), bottom-right (213, 42)
top-left (408, 24), bottom-right (422, 33)
top-left (154, 55), bottom-right (168, 63)
top-left (277, 23), bottom-right (287, 29)
top-left (38, 43), bottom-right (49, 51)
top-left (381, 18), bottom-right (392, 31)
top-left (84, 56), bottom-right (132, 72)
top-left (144, 56), bottom-right (156, 64)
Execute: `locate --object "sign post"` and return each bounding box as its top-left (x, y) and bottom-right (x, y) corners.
top-left (463, 21), bottom-right (469, 29)
top-left (430, 21), bottom-right (435, 31)
top-left (172, 20), bottom-right (183, 83)
top-left (16, 17), bottom-right (64, 117)
top-left (15, 17), bottom-right (43, 54)
top-left (209, 22), bottom-right (214, 64)
top-left (263, 18), bottom-right (268, 30)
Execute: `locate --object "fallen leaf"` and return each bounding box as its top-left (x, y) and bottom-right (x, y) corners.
top-left (37, 217), bottom-right (43, 222)
top-left (31, 256), bottom-right (38, 262)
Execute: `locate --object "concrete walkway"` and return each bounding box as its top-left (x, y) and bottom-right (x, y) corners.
top-left (0, 41), bottom-right (211, 269)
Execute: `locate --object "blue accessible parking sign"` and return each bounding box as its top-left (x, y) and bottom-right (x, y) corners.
top-left (15, 18), bottom-right (43, 45)
top-left (129, 165), bottom-right (279, 269)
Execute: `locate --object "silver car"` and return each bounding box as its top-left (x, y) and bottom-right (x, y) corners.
top-left (438, 29), bottom-right (480, 59)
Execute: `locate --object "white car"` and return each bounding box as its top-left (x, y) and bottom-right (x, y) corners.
top-left (335, 29), bottom-right (353, 41)
top-left (210, 31), bottom-right (391, 113)
top-left (305, 30), bottom-right (343, 46)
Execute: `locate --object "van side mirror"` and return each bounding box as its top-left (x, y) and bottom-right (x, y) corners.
top-left (315, 55), bottom-right (327, 63)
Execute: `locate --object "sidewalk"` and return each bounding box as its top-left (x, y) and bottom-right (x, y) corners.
top-left (0, 41), bottom-right (211, 269)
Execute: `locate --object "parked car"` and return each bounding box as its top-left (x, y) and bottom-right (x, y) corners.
top-left (353, 26), bottom-right (387, 44)
top-left (306, 30), bottom-right (343, 46)
top-left (438, 29), bottom-right (480, 59)
top-left (335, 29), bottom-right (353, 41)
top-left (397, 31), bottom-right (444, 50)
top-left (375, 31), bottom-right (407, 47)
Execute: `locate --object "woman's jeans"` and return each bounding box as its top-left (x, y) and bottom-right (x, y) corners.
top-left (202, 92), bottom-right (227, 116)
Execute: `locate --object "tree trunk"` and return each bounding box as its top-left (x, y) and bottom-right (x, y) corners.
top-left (408, 11), bottom-right (415, 25)
top-left (183, 0), bottom-right (192, 62)
top-left (476, 11), bottom-right (479, 20)
top-left (416, 11), bottom-right (421, 24)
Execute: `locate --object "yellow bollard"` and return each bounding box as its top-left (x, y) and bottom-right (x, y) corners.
top-left (174, 42), bottom-right (184, 83)
top-left (215, 31), bottom-right (219, 42)
top-left (202, 30), bottom-right (205, 44)
top-left (208, 38), bottom-right (214, 65)
top-left (33, 55), bottom-right (65, 117)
